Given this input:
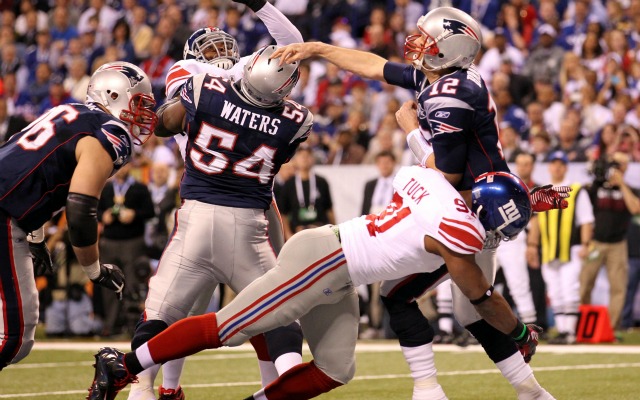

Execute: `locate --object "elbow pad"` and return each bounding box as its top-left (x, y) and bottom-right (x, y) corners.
top-left (406, 129), bottom-right (433, 166)
top-left (66, 192), bottom-right (99, 247)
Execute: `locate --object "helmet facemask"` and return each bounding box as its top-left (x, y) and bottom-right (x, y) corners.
top-left (184, 27), bottom-right (240, 70)
top-left (86, 62), bottom-right (158, 146)
top-left (404, 8), bottom-right (482, 72)
top-left (404, 29), bottom-right (441, 71)
top-left (119, 93), bottom-right (158, 146)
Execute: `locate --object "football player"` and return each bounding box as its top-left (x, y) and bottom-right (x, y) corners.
top-left (87, 169), bottom-right (540, 400)
top-left (122, 45), bottom-right (312, 400)
top-left (129, 1), bottom-right (307, 397)
top-left (0, 62), bottom-right (157, 370)
top-left (273, 7), bottom-right (563, 400)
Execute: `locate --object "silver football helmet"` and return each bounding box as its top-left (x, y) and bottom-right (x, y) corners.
top-left (87, 61), bottom-right (158, 145)
top-left (404, 7), bottom-right (482, 72)
top-left (240, 45), bottom-right (300, 107)
top-left (184, 27), bottom-right (240, 70)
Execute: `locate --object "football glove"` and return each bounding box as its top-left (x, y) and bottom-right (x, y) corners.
top-left (232, 0), bottom-right (266, 12)
top-left (514, 324), bottom-right (543, 363)
top-left (29, 241), bottom-right (56, 276)
top-left (529, 185), bottom-right (572, 212)
top-left (91, 264), bottom-right (126, 301)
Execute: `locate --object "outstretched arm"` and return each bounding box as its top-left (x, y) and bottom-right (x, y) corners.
top-left (254, 2), bottom-right (303, 45)
top-left (425, 235), bottom-right (519, 334)
top-left (425, 235), bottom-right (542, 361)
top-left (271, 42), bottom-right (388, 81)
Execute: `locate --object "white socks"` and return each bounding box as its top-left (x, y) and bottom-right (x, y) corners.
top-left (496, 353), bottom-right (555, 399)
top-left (127, 364), bottom-right (159, 400)
top-left (401, 343), bottom-right (447, 400)
top-left (162, 358), bottom-right (186, 390)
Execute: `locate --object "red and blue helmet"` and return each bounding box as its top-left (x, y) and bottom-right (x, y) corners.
top-left (471, 172), bottom-right (532, 243)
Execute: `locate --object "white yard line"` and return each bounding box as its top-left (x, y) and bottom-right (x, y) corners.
top-left (1, 362), bottom-right (640, 398)
top-left (31, 340), bottom-right (640, 354)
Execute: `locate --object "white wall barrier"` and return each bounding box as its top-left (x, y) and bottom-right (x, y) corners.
top-left (314, 162), bottom-right (640, 223)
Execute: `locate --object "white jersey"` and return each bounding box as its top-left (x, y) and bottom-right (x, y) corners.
top-left (340, 166), bottom-right (486, 287)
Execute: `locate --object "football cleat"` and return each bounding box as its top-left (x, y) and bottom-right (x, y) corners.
top-left (87, 347), bottom-right (138, 400)
top-left (158, 385), bottom-right (185, 400)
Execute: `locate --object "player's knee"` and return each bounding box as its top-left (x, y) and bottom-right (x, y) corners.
top-left (265, 321), bottom-right (303, 359)
top-left (381, 296), bottom-right (434, 347)
top-left (465, 320), bottom-right (517, 363)
top-left (131, 319), bottom-right (169, 350)
top-left (320, 358), bottom-right (356, 384)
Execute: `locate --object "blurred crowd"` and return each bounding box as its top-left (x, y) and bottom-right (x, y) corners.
top-left (1, 0), bottom-right (639, 339)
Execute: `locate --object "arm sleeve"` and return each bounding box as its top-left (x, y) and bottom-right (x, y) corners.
top-left (179, 74), bottom-right (206, 124)
top-left (255, 2), bottom-right (303, 45)
top-left (95, 120), bottom-right (133, 170)
top-left (383, 62), bottom-right (419, 90)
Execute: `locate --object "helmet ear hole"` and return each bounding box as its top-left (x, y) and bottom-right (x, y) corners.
top-left (110, 92), bottom-right (119, 100)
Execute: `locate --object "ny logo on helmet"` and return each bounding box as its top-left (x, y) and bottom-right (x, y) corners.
top-left (497, 199), bottom-right (522, 227)
top-left (101, 65), bottom-right (144, 87)
top-left (442, 19), bottom-right (480, 41)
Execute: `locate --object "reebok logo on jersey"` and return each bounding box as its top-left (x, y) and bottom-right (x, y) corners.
top-left (497, 199), bottom-right (521, 228)
top-left (434, 111), bottom-right (450, 118)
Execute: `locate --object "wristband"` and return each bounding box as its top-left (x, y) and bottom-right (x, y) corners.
top-left (510, 320), bottom-right (527, 341)
top-left (27, 226), bottom-right (45, 243)
top-left (406, 128), bottom-right (433, 166)
top-left (469, 285), bottom-right (494, 305)
top-left (83, 260), bottom-right (101, 280)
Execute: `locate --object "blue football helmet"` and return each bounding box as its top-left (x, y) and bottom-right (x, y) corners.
top-left (471, 172), bottom-right (532, 247)
top-left (183, 27), bottom-right (240, 69)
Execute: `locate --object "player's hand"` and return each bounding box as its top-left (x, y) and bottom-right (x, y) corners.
top-left (29, 241), bottom-right (56, 276)
top-left (514, 324), bottom-right (543, 363)
top-left (232, 0), bottom-right (266, 12)
top-left (529, 185), bottom-right (572, 212)
top-left (395, 100), bottom-right (419, 134)
top-left (271, 43), bottom-right (320, 65)
top-left (91, 264), bottom-right (126, 301)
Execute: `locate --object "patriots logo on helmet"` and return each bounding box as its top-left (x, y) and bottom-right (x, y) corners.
top-left (442, 18), bottom-right (480, 41)
top-left (101, 65), bottom-right (144, 87)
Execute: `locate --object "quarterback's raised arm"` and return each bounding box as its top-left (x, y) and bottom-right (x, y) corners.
top-left (272, 42), bottom-right (387, 81)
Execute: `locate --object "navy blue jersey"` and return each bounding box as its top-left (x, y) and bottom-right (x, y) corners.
top-left (0, 103), bottom-right (132, 232)
top-left (179, 74), bottom-right (313, 209)
top-left (383, 62), bottom-right (509, 191)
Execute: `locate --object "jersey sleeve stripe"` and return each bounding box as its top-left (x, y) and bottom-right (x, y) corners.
top-left (438, 221), bottom-right (484, 252)
top-left (441, 217), bottom-right (484, 241)
top-left (166, 67), bottom-right (191, 89)
top-left (438, 228), bottom-right (479, 254)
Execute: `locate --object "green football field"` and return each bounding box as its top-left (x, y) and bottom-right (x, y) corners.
top-left (2, 339), bottom-right (640, 400)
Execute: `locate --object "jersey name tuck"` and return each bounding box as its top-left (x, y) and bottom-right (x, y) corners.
top-left (340, 166), bottom-right (486, 287)
top-left (0, 103), bottom-right (131, 232)
top-left (179, 74), bottom-right (312, 210)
